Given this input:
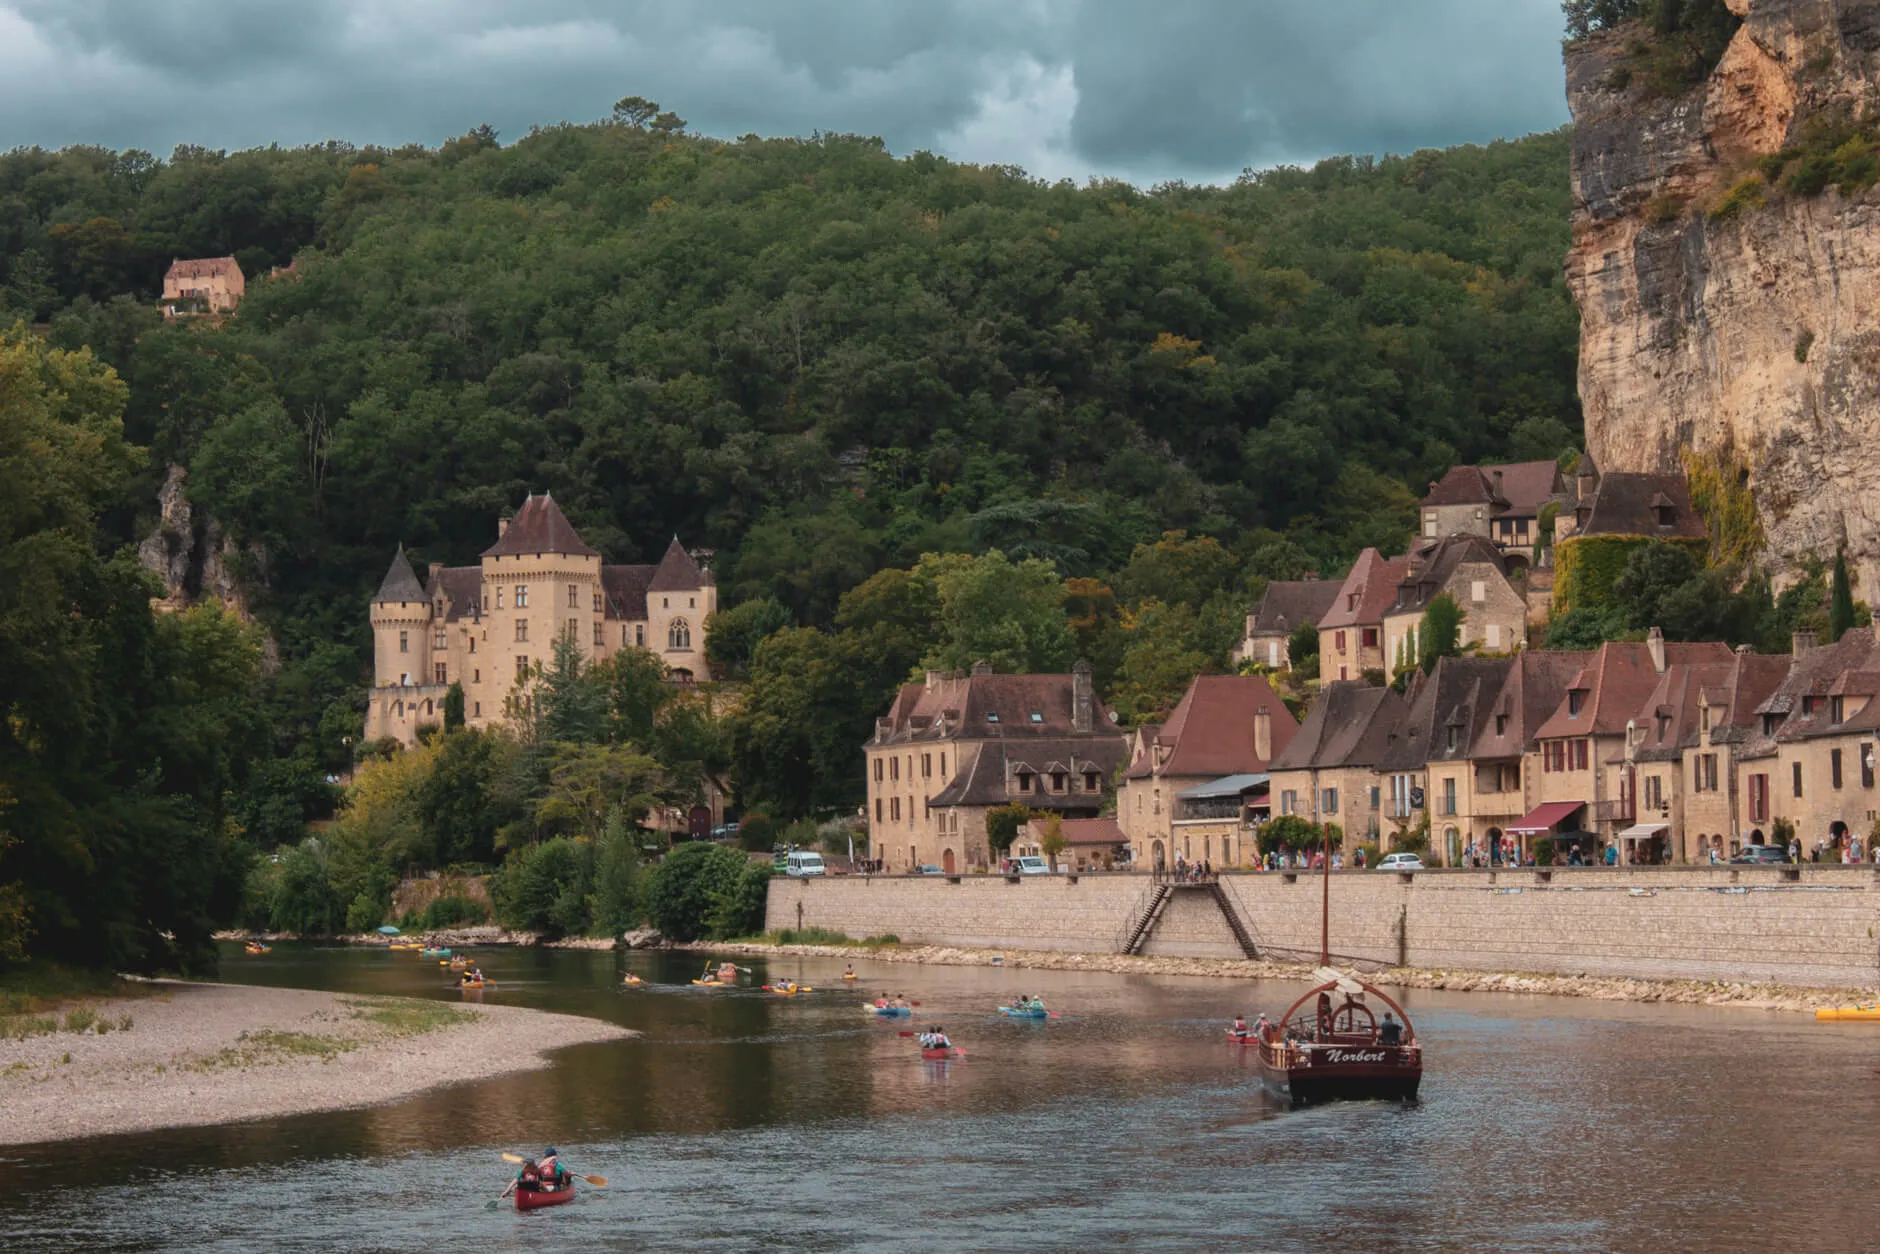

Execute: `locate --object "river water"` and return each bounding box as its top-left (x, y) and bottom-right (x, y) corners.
top-left (7, 944), bottom-right (1880, 1252)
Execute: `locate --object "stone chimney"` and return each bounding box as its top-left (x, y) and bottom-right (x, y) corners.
top-left (1647, 625), bottom-right (1666, 674)
top-left (1793, 628), bottom-right (1817, 657)
top-left (1492, 469), bottom-right (1504, 499)
top-left (970, 659), bottom-right (993, 677)
top-left (427, 560), bottom-right (443, 591)
top-left (1071, 659), bottom-right (1093, 733)
top-left (1254, 705), bottom-right (1272, 761)
top-left (925, 669), bottom-right (944, 691)
top-left (497, 514), bottom-right (511, 539)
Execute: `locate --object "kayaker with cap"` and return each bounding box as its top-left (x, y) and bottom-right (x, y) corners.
top-left (1231, 1014), bottom-right (1249, 1038)
top-left (539, 1147), bottom-right (566, 1187)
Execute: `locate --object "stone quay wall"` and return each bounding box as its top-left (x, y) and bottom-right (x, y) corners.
top-left (766, 866), bottom-right (1880, 988)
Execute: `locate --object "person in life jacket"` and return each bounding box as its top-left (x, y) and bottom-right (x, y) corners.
top-left (1231, 1014), bottom-right (1249, 1037)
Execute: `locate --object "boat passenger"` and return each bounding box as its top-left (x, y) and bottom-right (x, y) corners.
top-left (1253, 1013), bottom-right (1271, 1038)
top-left (844, 964), bottom-right (855, 978)
top-left (518, 1158), bottom-right (541, 1190)
top-left (1378, 1013), bottom-right (1404, 1045)
top-left (1231, 1014), bottom-right (1249, 1037)
top-left (1027, 998), bottom-right (1045, 1012)
top-left (931, 1028), bottom-right (950, 1049)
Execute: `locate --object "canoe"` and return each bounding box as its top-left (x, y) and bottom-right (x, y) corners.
top-left (690, 979), bottom-right (725, 987)
top-left (997, 1006), bottom-right (1048, 1019)
top-left (622, 975), bottom-right (644, 986)
top-left (866, 1005), bottom-right (911, 1017)
top-left (389, 942), bottom-right (420, 951)
top-left (765, 985), bottom-right (812, 995)
top-left (514, 1182), bottom-right (576, 1211)
top-left (1225, 1030), bottom-right (1257, 1044)
top-left (244, 943), bottom-right (270, 954)
top-left (842, 973), bottom-right (858, 980)
top-left (460, 979), bottom-right (488, 989)
top-left (921, 1046), bottom-right (954, 1060)
top-left (1815, 1005), bottom-right (1880, 1021)
top-left (422, 948), bottom-right (452, 958)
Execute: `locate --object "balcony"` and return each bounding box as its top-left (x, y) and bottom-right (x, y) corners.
top-left (1593, 797), bottom-right (1634, 825)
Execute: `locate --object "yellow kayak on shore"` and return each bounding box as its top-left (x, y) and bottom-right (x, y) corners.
top-left (1815, 1006), bottom-right (1880, 1021)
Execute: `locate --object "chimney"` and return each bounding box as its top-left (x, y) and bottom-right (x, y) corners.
top-left (970, 659), bottom-right (993, 677)
top-left (427, 560), bottom-right (443, 587)
top-left (1647, 625), bottom-right (1666, 674)
top-left (1793, 628), bottom-right (1817, 657)
top-left (497, 515), bottom-right (511, 539)
top-left (1254, 705), bottom-right (1272, 761)
top-left (1492, 469), bottom-right (1504, 498)
top-left (1071, 659), bottom-right (1093, 733)
top-left (925, 669), bottom-right (943, 691)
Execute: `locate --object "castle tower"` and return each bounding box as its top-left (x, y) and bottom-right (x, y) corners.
top-left (479, 493), bottom-right (604, 698)
top-left (645, 537), bottom-right (716, 681)
top-left (365, 544), bottom-right (435, 742)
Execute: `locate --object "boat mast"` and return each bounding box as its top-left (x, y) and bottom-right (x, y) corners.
top-left (1320, 817), bottom-right (1330, 965)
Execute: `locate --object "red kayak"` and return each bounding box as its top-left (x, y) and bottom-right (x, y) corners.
top-left (921, 1046), bottom-right (954, 1060)
top-left (515, 1181), bottom-right (577, 1211)
top-left (1226, 1030), bottom-right (1257, 1045)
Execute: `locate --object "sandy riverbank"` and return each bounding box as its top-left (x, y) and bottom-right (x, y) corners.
top-left (0, 982), bottom-right (633, 1146)
top-left (683, 940), bottom-right (1879, 1015)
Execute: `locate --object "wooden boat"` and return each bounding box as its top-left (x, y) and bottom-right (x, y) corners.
top-left (1225, 1029), bottom-right (1257, 1045)
top-left (1815, 1005), bottom-right (1880, 1022)
top-left (514, 1181), bottom-right (576, 1211)
top-left (921, 1046), bottom-right (954, 1061)
top-left (998, 1005), bottom-right (1048, 1019)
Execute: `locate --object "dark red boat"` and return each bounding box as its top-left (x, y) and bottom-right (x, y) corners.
top-left (1254, 825), bottom-right (1424, 1105)
top-left (515, 1180), bottom-right (577, 1211)
top-left (921, 1046), bottom-right (953, 1061)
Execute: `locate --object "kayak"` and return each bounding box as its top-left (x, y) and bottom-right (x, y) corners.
top-left (921, 1046), bottom-right (954, 1061)
top-left (389, 942), bottom-right (421, 951)
top-left (1815, 1005), bottom-right (1880, 1021)
top-left (514, 1182), bottom-right (576, 1211)
top-left (460, 980), bottom-right (488, 990)
top-left (842, 973), bottom-right (858, 980)
top-left (622, 974), bottom-right (644, 986)
top-left (1225, 1030), bottom-right (1257, 1044)
top-left (244, 943), bottom-right (270, 954)
top-left (422, 948), bottom-right (452, 958)
top-left (765, 984), bottom-right (813, 995)
top-left (690, 979), bottom-right (726, 987)
top-left (866, 1005), bottom-right (911, 1017)
top-left (998, 1006), bottom-right (1048, 1019)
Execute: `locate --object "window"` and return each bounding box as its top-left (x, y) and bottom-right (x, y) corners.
top-left (434, 663), bottom-right (446, 684)
top-left (1051, 771), bottom-right (1067, 792)
top-left (890, 757), bottom-right (899, 781)
top-left (1322, 787), bottom-right (1338, 815)
top-left (393, 700), bottom-right (403, 717)
top-left (495, 587), bottom-right (504, 610)
top-left (1029, 712), bottom-right (1044, 724)
top-left (1700, 705), bottom-right (1712, 735)
top-left (516, 655), bottom-right (529, 677)
top-left (1865, 746), bottom-right (1876, 790)
top-left (1281, 790), bottom-right (1297, 815)
top-left (1748, 774), bottom-right (1767, 821)
top-left (1793, 761), bottom-right (1804, 798)
top-left (398, 630), bottom-right (409, 653)
top-left (1362, 627), bottom-right (1380, 649)
top-left (1486, 623), bottom-right (1501, 648)
top-left (1441, 777), bottom-right (1456, 816)
top-left (1572, 740), bottom-right (1589, 771)
top-left (1568, 690), bottom-right (1585, 717)
top-left (473, 668), bottom-right (480, 683)
top-left (1701, 753), bottom-right (1717, 792)
top-left (593, 591), bottom-right (603, 612)
top-left (1339, 666), bottom-right (1349, 681)
top-left (1470, 580), bottom-right (1486, 603)
top-left (568, 584), bottom-right (579, 608)
top-left (1645, 775), bottom-right (1662, 810)
top-left (875, 798), bottom-right (883, 822)
top-left (434, 629), bottom-right (446, 650)
top-left (689, 596), bottom-right (695, 608)
top-left (1335, 631), bottom-right (1347, 652)
top-left (1832, 748), bottom-right (1844, 790)
top-left (1370, 786), bottom-right (1380, 810)
top-left (1084, 771), bottom-right (1100, 792)
top-left (662, 597), bottom-right (669, 609)
top-left (668, 619), bottom-right (691, 650)
top-left (636, 625), bottom-right (645, 647)
top-left (515, 620), bottom-right (528, 642)
top-left (1017, 771), bottom-right (1033, 793)
top-left (1423, 513), bottom-right (1436, 537)
top-left (874, 759), bottom-right (884, 783)
top-left (922, 754), bottom-right (931, 778)
top-left (1347, 594), bottom-right (1358, 611)
top-left (941, 754), bottom-right (947, 777)
top-left (1445, 726), bottom-right (1458, 753)
top-left (1495, 714), bottom-right (1507, 736)
top-left (1268, 641), bottom-right (1280, 666)
top-left (986, 711), bottom-right (1000, 723)
top-left (593, 622), bottom-right (604, 645)
top-left (891, 797), bottom-right (901, 821)
top-left (515, 585), bottom-right (528, 608)
top-left (474, 701), bottom-right (481, 718)
top-left (1832, 696), bottom-right (1845, 724)
top-left (568, 618), bottom-right (578, 640)
top-left (468, 636), bottom-right (476, 654)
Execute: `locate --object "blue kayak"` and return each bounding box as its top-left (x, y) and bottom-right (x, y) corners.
top-left (998, 1006), bottom-right (1049, 1019)
top-left (866, 1005), bottom-right (912, 1017)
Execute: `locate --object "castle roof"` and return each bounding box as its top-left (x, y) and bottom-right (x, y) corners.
top-left (647, 537), bottom-right (709, 591)
top-left (481, 493), bottom-right (600, 559)
top-left (373, 545), bottom-right (426, 603)
top-left (602, 565), bottom-right (657, 621)
top-left (430, 565), bottom-right (485, 621)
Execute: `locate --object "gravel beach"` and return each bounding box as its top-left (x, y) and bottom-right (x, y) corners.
top-left (0, 982), bottom-right (633, 1146)
top-left (685, 940), bottom-right (1877, 1014)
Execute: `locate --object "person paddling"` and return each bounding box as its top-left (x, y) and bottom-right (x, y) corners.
top-left (1231, 1014), bottom-right (1249, 1038)
top-left (539, 1147), bottom-right (566, 1188)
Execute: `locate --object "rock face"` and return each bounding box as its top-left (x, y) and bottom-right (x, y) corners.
top-left (1566, 0), bottom-right (1880, 590)
top-left (136, 463), bottom-right (265, 624)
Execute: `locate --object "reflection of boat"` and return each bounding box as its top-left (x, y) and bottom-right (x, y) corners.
top-left (921, 1046), bottom-right (954, 1061)
top-left (515, 1182), bottom-right (575, 1211)
top-left (1816, 1005), bottom-right (1880, 1021)
top-left (998, 1005), bottom-right (1048, 1019)
top-left (1255, 822), bottom-right (1422, 1105)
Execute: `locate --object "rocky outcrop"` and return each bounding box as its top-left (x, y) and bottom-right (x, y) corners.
top-left (1567, 0), bottom-right (1880, 590)
top-left (136, 463), bottom-right (266, 624)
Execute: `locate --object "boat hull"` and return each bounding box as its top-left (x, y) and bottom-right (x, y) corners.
top-left (1257, 1048), bottom-right (1421, 1106)
top-left (867, 1006), bottom-right (911, 1017)
top-left (515, 1183), bottom-right (576, 1211)
top-left (1816, 1006), bottom-right (1880, 1022)
top-left (921, 1047), bottom-right (953, 1060)
top-left (997, 1007), bottom-right (1047, 1019)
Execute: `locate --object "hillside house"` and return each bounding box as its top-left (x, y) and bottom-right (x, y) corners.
top-left (1380, 533), bottom-right (1529, 681)
top-left (1231, 578), bottom-right (1339, 669)
top-left (1317, 549), bottom-right (1411, 683)
top-left (1420, 459), bottom-right (1565, 561)
top-left (162, 256), bottom-right (245, 316)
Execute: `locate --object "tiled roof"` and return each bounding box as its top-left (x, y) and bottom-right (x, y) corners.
top-left (1268, 682), bottom-right (1405, 772)
top-left (1491, 460), bottom-right (1565, 512)
top-left (1533, 640), bottom-right (1733, 741)
top-left (165, 256), bottom-right (242, 281)
top-left (648, 537), bottom-right (708, 591)
top-left (482, 493), bottom-right (600, 559)
top-left (874, 670), bottom-right (1118, 747)
top-left (1628, 660), bottom-right (1736, 762)
top-left (1024, 816), bottom-right (1126, 847)
top-left (1123, 674), bottom-right (1298, 780)
top-left (601, 565), bottom-right (656, 621)
top-left (1318, 549), bottom-right (1413, 631)
top-left (372, 545), bottom-right (426, 603)
top-left (1389, 533), bottom-right (1508, 617)
top-left (430, 566), bottom-right (484, 621)
top-left (1572, 472), bottom-right (1707, 541)
top-left (929, 738), bottom-right (1129, 808)
top-left (1697, 652), bottom-right (1791, 745)
top-left (1422, 465), bottom-right (1506, 508)
top-left (1467, 650), bottom-right (1594, 758)
top-left (1246, 578), bottom-right (1341, 636)
top-left (1377, 656), bottom-right (1511, 772)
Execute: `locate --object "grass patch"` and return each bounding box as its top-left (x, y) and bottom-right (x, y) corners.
top-left (0, 1014), bottom-right (57, 1041)
top-left (62, 1008), bottom-right (96, 1034)
top-left (750, 928), bottom-right (902, 949)
top-left (201, 1029), bottom-right (356, 1069)
top-left (342, 997), bottom-right (475, 1037)
top-left (0, 961), bottom-right (158, 1016)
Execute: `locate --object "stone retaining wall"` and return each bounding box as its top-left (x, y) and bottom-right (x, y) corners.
top-left (766, 866), bottom-right (1880, 987)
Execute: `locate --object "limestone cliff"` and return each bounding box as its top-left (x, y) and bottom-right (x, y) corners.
top-left (1566, 0), bottom-right (1880, 589)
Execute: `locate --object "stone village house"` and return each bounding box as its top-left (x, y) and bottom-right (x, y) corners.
top-left (162, 256), bottom-right (245, 316)
top-left (1231, 578), bottom-right (1340, 670)
top-left (1316, 549), bottom-right (1411, 683)
top-left (1266, 683), bottom-right (1407, 846)
top-left (1419, 459), bottom-right (1566, 562)
top-left (366, 493), bottom-right (716, 747)
top-left (864, 662), bottom-right (1128, 874)
top-left (1379, 533), bottom-right (1530, 683)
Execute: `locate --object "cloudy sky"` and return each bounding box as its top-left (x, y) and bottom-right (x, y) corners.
top-left (0, 0), bottom-right (1571, 185)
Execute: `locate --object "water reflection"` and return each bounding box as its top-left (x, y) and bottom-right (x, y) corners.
top-left (12, 944), bottom-right (1880, 1251)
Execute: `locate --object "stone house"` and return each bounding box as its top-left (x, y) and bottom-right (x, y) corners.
top-left (1422, 650), bottom-right (1589, 865)
top-left (1267, 682), bottom-right (1406, 848)
top-left (1419, 459), bottom-right (1564, 562)
top-left (1317, 549), bottom-right (1411, 683)
top-left (1525, 633), bottom-right (1732, 851)
top-left (1379, 533), bottom-right (1529, 682)
top-left (1118, 673), bottom-right (1298, 869)
top-left (1609, 653), bottom-right (1738, 865)
top-left (364, 493), bottom-right (716, 747)
top-left (1381, 657), bottom-right (1520, 862)
top-left (1231, 578), bottom-right (1340, 670)
top-left (162, 256), bottom-right (245, 316)
top-left (1671, 648), bottom-right (1791, 861)
top-left (867, 662), bottom-right (1128, 875)
top-left (1014, 816), bottom-right (1128, 871)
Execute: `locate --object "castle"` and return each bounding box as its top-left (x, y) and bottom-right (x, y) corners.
top-left (365, 493), bottom-right (715, 746)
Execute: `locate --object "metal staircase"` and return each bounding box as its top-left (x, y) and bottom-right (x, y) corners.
top-left (1119, 883), bottom-right (1172, 955)
top-left (1207, 881), bottom-right (1260, 959)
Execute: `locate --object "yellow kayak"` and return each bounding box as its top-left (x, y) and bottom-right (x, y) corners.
top-left (1815, 1005), bottom-right (1880, 1021)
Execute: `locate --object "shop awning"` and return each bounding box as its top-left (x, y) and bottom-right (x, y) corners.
top-left (1617, 822), bottom-right (1669, 839)
top-left (1508, 801), bottom-right (1585, 835)
top-left (1176, 773), bottom-right (1269, 799)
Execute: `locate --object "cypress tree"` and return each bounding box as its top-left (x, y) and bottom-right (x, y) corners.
top-left (1830, 550), bottom-right (1855, 642)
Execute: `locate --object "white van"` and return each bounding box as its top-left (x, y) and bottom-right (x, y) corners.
top-left (784, 850), bottom-right (826, 877)
top-left (1014, 856), bottom-right (1053, 874)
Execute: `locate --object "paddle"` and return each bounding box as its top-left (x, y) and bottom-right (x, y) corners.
top-left (486, 1181), bottom-right (516, 1210)
top-left (499, 1154), bottom-right (606, 1187)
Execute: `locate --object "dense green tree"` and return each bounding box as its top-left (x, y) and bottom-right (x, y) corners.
top-left (1286, 620), bottom-right (1321, 681)
top-left (1830, 551), bottom-right (1855, 643)
top-left (915, 550), bottom-right (1075, 674)
top-left (641, 841), bottom-right (748, 942)
top-left (1419, 593), bottom-right (1465, 674)
top-left (705, 598), bottom-right (793, 676)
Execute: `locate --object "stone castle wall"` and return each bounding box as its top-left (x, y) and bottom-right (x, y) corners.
top-left (767, 865), bottom-right (1880, 987)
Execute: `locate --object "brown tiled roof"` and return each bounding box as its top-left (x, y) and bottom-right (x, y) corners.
top-left (648, 537), bottom-right (707, 591)
top-left (165, 256), bottom-right (242, 281)
top-left (1467, 650), bottom-right (1594, 758)
top-left (1123, 673), bottom-right (1297, 779)
top-left (601, 565), bottom-right (656, 620)
top-left (1572, 472), bottom-right (1707, 541)
top-left (1422, 465), bottom-right (1506, 508)
top-left (1378, 656), bottom-right (1511, 772)
top-left (1389, 533), bottom-right (1508, 616)
top-left (1269, 682), bottom-right (1405, 772)
top-left (874, 671), bottom-right (1118, 746)
top-left (1629, 660), bottom-right (1736, 762)
top-left (372, 545), bottom-right (425, 603)
top-left (1318, 549), bottom-right (1412, 630)
top-left (929, 738), bottom-right (1128, 808)
top-left (481, 493), bottom-right (600, 559)
top-left (430, 566), bottom-right (484, 621)
top-left (1246, 578), bottom-right (1341, 636)
top-left (1533, 640), bottom-right (1733, 741)
top-left (1025, 816), bottom-right (1126, 847)
top-left (1490, 461), bottom-right (1565, 513)
top-left (1698, 652), bottom-right (1790, 746)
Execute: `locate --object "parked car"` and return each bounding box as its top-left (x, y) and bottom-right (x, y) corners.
top-left (1377, 852), bottom-right (1425, 871)
top-left (711, 821), bottom-right (741, 840)
top-left (917, 864), bottom-right (945, 875)
top-left (1729, 844), bottom-right (1793, 864)
top-left (1014, 856), bottom-right (1055, 874)
top-left (782, 850), bottom-right (827, 876)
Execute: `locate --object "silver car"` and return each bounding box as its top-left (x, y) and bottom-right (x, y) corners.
top-left (1377, 852), bottom-right (1425, 871)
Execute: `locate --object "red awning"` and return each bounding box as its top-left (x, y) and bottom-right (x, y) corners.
top-left (1508, 801), bottom-right (1585, 835)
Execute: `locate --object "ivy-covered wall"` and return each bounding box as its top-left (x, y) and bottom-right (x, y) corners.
top-left (1554, 534), bottom-right (1708, 612)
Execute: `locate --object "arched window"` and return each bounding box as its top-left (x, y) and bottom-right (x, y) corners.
top-left (393, 700), bottom-right (404, 717)
top-left (668, 618), bottom-right (691, 650)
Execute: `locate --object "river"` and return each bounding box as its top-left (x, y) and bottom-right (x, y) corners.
top-left (7, 943), bottom-right (1879, 1251)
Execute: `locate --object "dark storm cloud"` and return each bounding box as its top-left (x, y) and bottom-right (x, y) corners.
top-left (0, 0), bottom-right (1569, 184)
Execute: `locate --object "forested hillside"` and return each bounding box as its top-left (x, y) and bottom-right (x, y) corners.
top-left (0, 110), bottom-right (1582, 953)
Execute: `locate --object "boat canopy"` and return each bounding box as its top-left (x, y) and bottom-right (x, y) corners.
top-left (1509, 800), bottom-right (1585, 834)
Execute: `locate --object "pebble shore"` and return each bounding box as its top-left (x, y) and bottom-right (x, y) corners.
top-left (681, 940), bottom-right (1877, 1015)
top-left (0, 982), bottom-right (634, 1146)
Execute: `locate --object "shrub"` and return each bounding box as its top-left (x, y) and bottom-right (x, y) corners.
top-left (1258, 814), bottom-right (1319, 856)
top-left (587, 816), bottom-right (643, 936)
top-left (420, 895), bottom-right (488, 929)
top-left (985, 804), bottom-right (1034, 855)
top-left (642, 842), bottom-right (748, 942)
top-left (490, 837), bottom-right (593, 938)
top-left (737, 812), bottom-right (776, 851)
top-left (1795, 330), bottom-right (1815, 363)
top-left (1709, 174), bottom-right (1766, 221)
top-left (704, 863), bottom-right (772, 939)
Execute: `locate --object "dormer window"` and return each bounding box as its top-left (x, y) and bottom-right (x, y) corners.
top-left (1051, 771), bottom-right (1067, 792)
top-left (1802, 695), bottom-right (1817, 717)
top-left (1831, 696), bottom-right (1845, 724)
top-left (1495, 714), bottom-right (1507, 736)
top-left (1445, 727), bottom-right (1458, 753)
top-left (986, 711), bottom-right (1000, 723)
top-left (1347, 593), bottom-right (1358, 611)
top-left (1763, 713), bottom-right (1778, 736)
top-left (1653, 504), bottom-right (1674, 528)
top-left (1084, 771), bottom-right (1100, 792)
top-left (1016, 770), bottom-right (1033, 793)
top-left (1029, 712), bottom-right (1044, 724)
top-left (1568, 690), bottom-right (1585, 717)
